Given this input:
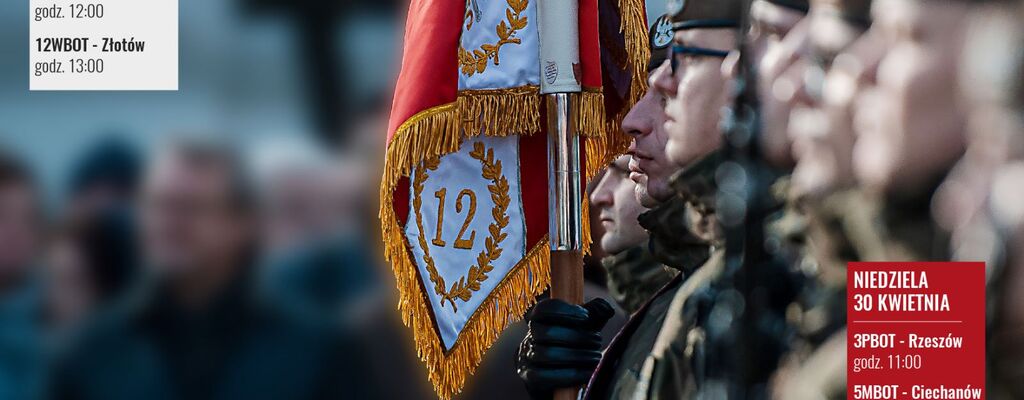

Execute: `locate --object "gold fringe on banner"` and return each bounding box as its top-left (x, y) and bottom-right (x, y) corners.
top-left (580, 0), bottom-right (651, 182)
top-left (458, 86), bottom-right (542, 138)
top-left (380, 87), bottom-right (544, 200)
top-left (574, 89), bottom-right (610, 186)
top-left (579, 0), bottom-right (651, 186)
top-left (576, 88), bottom-right (608, 138)
top-left (578, 89), bottom-right (624, 182)
top-left (619, 0), bottom-right (651, 110)
top-left (581, 196), bottom-right (592, 255)
top-left (383, 226), bottom-right (551, 400)
top-left (380, 86), bottom-right (611, 400)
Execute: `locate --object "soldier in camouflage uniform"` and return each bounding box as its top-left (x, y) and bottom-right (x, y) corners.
top-left (743, 0), bottom-right (813, 271)
top-left (938, 3), bottom-right (1024, 397)
top-left (630, 153), bottom-right (726, 400)
top-left (584, 8), bottom-right (735, 397)
top-left (846, 0), bottom-right (973, 262)
top-left (741, 0), bottom-right (813, 304)
top-left (764, 0), bottom-right (876, 396)
top-left (614, 1), bottom-right (747, 398)
top-left (771, 0), bottom-right (979, 397)
top-left (590, 155), bottom-right (679, 314)
top-left (748, 0), bottom-right (810, 170)
top-left (515, 14), bottom-right (721, 400)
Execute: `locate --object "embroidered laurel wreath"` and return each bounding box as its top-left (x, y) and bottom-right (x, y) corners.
top-left (458, 0), bottom-right (529, 77)
top-left (412, 141), bottom-right (511, 312)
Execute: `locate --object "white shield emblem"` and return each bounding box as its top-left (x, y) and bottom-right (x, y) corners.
top-left (405, 135), bottom-right (528, 350)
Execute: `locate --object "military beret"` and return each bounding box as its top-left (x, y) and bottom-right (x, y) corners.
top-left (812, 0), bottom-right (872, 27)
top-left (667, 0), bottom-right (745, 30)
top-left (648, 14), bottom-right (672, 69)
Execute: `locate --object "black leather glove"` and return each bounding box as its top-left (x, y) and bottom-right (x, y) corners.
top-left (516, 298), bottom-right (615, 399)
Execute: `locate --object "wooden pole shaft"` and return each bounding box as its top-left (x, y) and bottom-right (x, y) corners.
top-left (551, 250), bottom-right (584, 400)
top-left (550, 250), bottom-right (584, 303)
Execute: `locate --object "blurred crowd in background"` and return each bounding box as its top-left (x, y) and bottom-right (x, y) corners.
top-left (0, 0), bottom-right (552, 399)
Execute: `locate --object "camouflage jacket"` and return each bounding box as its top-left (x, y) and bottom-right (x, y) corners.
top-left (797, 188), bottom-right (882, 343)
top-left (583, 153), bottom-right (724, 400)
top-left (636, 152), bottom-right (723, 272)
top-left (636, 199), bottom-right (711, 274)
top-left (630, 154), bottom-right (734, 400)
top-left (602, 246), bottom-right (680, 315)
top-left (633, 249), bottom-right (725, 400)
top-left (771, 184), bottom-right (950, 400)
top-left (771, 188), bottom-right (876, 400)
top-left (583, 250), bottom-right (721, 400)
top-left (874, 188), bottom-right (951, 261)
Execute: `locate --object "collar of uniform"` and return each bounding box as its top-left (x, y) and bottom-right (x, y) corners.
top-left (637, 200), bottom-right (712, 273)
top-left (878, 172), bottom-right (952, 261)
top-left (601, 245), bottom-right (651, 271)
top-left (601, 246), bottom-right (679, 314)
top-left (637, 198), bottom-right (688, 238)
top-left (668, 151), bottom-right (722, 211)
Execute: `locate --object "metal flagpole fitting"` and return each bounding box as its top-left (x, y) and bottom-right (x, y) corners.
top-left (537, 0), bottom-right (583, 308)
top-left (537, 3), bottom-right (586, 399)
top-left (546, 93), bottom-right (582, 253)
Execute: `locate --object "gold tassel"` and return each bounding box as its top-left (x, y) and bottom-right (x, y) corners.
top-left (575, 89), bottom-right (621, 183)
top-left (380, 87), bottom-right (545, 215)
top-left (618, 0), bottom-right (651, 112)
top-left (579, 0), bottom-right (650, 183)
top-left (575, 88), bottom-right (608, 139)
top-left (380, 103), bottom-right (461, 211)
top-left (581, 196), bottom-right (592, 254)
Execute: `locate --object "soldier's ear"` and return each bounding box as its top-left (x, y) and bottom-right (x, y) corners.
top-left (721, 50), bottom-right (741, 80)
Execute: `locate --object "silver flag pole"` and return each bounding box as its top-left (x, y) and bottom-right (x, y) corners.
top-left (537, 1), bottom-right (584, 398)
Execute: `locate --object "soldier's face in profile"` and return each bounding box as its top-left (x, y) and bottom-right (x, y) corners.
top-left (852, 0), bottom-right (969, 195)
top-left (749, 0), bottom-right (808, 168)
top-left (933, 5), bottom-right (1024, 259)
top-left (625, 65), bottom-right (675, 208)
top-left (788, 10), bottom-right (869, 198)
top-left (589, 156), bottom-right (649, 255)
top-left (655, 28), bottom-right (735, 170)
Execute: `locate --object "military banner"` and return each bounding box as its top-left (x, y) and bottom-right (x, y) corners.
top-left (379, 0), bottom-right (648, 398)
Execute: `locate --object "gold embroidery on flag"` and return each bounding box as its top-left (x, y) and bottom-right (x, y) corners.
top-left (464, 0), bottom-right (476, 30)
top-left (411, 141), bottom-right (511, 312)
top-left (380, 87), bottom-right (611, 400)
top-left (458, 0), bottom-right (529, 77)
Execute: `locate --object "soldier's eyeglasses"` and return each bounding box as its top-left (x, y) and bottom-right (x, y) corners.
top-left (669, 44), bottom-right (729, 75)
